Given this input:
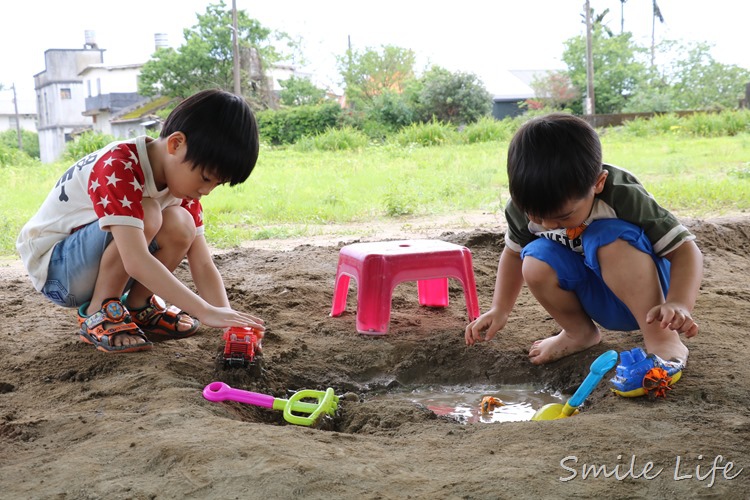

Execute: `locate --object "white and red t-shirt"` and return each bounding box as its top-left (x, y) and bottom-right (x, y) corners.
top-left (17, 136), bottom-right (204, 291)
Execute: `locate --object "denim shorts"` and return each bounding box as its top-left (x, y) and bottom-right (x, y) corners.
top-left (520, 219), bottom-right (671, 331)
top-left (41, 221), bottom-right (158, 308)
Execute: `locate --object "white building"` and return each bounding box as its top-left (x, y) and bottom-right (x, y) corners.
top-left (34, 44), bottom-right (104, 163)
top-left (80, 63), bottom-right (145, 136)
top-left (0, 94), bottom-right (37, 133)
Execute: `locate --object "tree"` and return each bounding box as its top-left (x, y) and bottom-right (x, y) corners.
top-left (623, 41), bottom-right (750, 112)
top-left (529, 71), bottom-right (579, 110)
top-left (138, 1), bottom-right (291, 106)
top-left (278, 76), bottom-right (327, 106)
top-left (562, 23), bottom-right (648, 114)
top-left (364, 90), bottom-right (415, 134)
top-left (412, 66), bottom-right (491, 125)
top-left (661, 41), bottom-right (750, 110)
top-left (336, 45), bottom-right (416, 109)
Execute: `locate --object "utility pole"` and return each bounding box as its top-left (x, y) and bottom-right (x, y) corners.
top-left (231, 0), bottom-right (241, 96)
top-left (11, 83), bottom-right (22, 150)
top-left (584, 1), bottom-right (595, 115)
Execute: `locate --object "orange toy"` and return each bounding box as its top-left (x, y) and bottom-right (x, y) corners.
top-left (642, 367), bottom-right (673, 400)
top-left (479, 396), bottom-right (504, 413)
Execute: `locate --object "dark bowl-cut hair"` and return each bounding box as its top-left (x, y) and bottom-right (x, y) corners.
top-left (160, 89), bottom-right (259, 186)
top-left (507, 113), bottom-right (602, 218)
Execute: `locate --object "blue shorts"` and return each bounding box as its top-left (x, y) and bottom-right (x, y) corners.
top-left (520, 219), bottom-right (671, 331)
top-left (41, 221), bottom-right (158, 308)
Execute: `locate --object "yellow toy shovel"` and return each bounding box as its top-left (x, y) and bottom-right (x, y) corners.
top-left (531, 350), bottom-right (618, 421)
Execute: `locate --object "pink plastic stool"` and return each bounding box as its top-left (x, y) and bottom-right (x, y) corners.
top-left (330, 239), bottom-right (480, 334)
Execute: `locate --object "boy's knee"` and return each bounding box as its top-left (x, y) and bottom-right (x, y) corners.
top-left (159, 206), bottom-right (196, 247)
top-left (522, 256), bottom-right (556, 289)
top-left (596, 238), bottom-right (654, 272)
top-left (597, 237), bottom-right (632, 260)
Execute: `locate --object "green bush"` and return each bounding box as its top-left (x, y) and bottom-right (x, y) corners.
top-left (681, 110), bottom-right (750, 137)
top-left (390, 120), bottom-right (458, 147)
top-left (461, 116), bottom-right (515, 144)
top-left (0, 129), bottom-right (40, 159)
top-left (0, 143), bottom-right (35, 167)
top-left (414, 67), bottom-right (492, 125)
top-left (618, 110), bottom-right (750, 138)
top-left (644, 113), bottom-right (683, 134)
top-left (64, 131), bottom-right (116, 161)
top-left (383, 182), bottom-right (418, 217)
top-left (257, 102), bottom-right (342, 145)
top-left (364, 91), bottom-right (415, 132)
top-left (293, 126), bottom-right (369, 152)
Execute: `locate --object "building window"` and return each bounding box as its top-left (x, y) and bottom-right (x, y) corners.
top-left (9, 116), bottom-right (18, 128)
top-left (60, 88), bottom-right (72, 99)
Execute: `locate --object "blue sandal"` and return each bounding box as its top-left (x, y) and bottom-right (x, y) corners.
top-left (610, 347), bottom-right (683, 399)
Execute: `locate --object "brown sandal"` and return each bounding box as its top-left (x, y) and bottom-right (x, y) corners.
top-left (78, 298), bottom-right (153, 353)
top-left (127, 295), bottom-right (201, 342)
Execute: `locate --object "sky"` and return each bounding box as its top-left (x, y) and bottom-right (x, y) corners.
top-left (1, 0), bottom-right (747, 107)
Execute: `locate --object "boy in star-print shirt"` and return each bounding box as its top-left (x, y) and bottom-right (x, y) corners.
top-left (17, 89), bottom-right (265, 353)
top-left (464, 114), bottom-right (703, 396)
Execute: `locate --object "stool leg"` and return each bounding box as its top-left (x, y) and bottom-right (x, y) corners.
top-left (417, 278), bottom-right (449, 307)
top-left (460, 251), bottom-right (481, 321)
top-left (355, 270), bottom-right (392, 334)
top-left (330, 274), bottom-right (351, 317)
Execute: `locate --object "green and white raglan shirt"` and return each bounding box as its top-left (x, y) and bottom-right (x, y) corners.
top-left (504, 164), bottom-right (695, 257)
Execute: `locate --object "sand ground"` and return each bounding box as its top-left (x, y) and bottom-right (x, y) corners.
top-left (1, 214), bottom-right (748, 499)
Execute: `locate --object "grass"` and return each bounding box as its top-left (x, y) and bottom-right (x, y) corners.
top-left (2, 133), bottom-right (750, 257)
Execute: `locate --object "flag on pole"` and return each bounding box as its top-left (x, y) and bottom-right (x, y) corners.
top-left (653, 0), bottom-right (664, 23)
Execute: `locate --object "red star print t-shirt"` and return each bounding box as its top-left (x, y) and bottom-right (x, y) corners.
top-left (88, 141), bottom-right (202, 230)
top-left (16, 136), bottom-right (203, 291)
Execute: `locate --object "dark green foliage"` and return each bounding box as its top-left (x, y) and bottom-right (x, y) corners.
top-left (137, 0), bottom-right (288, 104)
top-left (563, 29), bottom-right (648, 115)
top-left (256, 102), bottom-right (342, 145)
top-left (413, 67), bottom-right (492, 125)
top-left (63, 131), bottom-right (116, 161)
top-left (278, 76), bottom-right (327, 106)
top-left (365, 91), bottom-right (414, 130)
top-left (0, 129), bottom-right (40, 159)
top-left (0, 143), bottom-right (33, 167)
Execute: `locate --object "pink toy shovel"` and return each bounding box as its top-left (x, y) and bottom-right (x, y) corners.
top-left (203, 381), bottom-right (339, 427)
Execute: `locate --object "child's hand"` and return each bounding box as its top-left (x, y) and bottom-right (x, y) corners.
top-left (201, 306), bottom-right (266, 333)
top-left (464, 309), bottom-right (509, 346)
top-left (646, 302), bottom-right (698, 338)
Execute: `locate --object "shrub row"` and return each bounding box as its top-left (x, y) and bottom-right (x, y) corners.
top-left (256, 102), bottom-right (342, 145)
top-left (615, 109), bottom-right (750, 138)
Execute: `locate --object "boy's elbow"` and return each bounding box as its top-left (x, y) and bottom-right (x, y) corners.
top-left (686, 239), bottom-right (703, 264)
top-left (668, 240), bottom-right (703, 272)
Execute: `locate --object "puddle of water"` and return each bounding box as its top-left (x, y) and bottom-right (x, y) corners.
top-left (372, 384), bottom-right (566, 423)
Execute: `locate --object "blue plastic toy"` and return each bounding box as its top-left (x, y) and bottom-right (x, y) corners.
top-left (610, 347), bottom-right (683, 398)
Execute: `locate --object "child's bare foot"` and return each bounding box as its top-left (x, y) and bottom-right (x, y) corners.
top-left (528, 328), bottom-right (602, 365)
top-left (644, 332), bottom-right (689, 365)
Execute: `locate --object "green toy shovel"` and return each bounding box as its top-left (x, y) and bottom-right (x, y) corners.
top-left (203, 381), bottom-right (339, 427)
